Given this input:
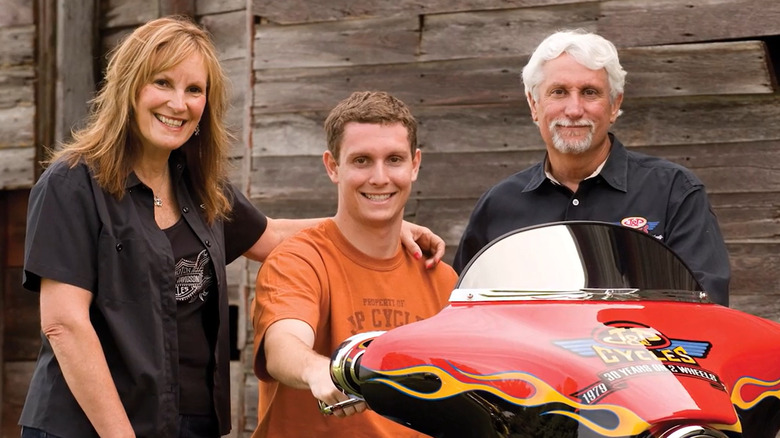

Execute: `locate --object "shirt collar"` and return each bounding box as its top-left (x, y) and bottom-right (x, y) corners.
top-left (525, 133), bottom-right (628, 193)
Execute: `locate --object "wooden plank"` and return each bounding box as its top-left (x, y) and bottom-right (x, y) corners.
top-left (251, 95), bottom-right (780, 158)
top-left (250, 155), bottom-right (336, 200)
top-left (251, 112), bottom-right (328, 156)
top-left (419, 95), bottom-right (780, 153)
top-left (35, 0), bottom-right (55, 182)
top-left (2, 362), bottom-right (35, 438)
top-left (5, 190), bottom-right (28, 267)
top-left (197, 0), bottom-right (246, 15)
top-left (0, 102), bottom-right (35, 149)
top-left (160, 0), bottom-right (195, 16)
top-left (253, 16), bottom-right (420, 69)
top-left (3, 267), bottom-right (41, 361)
top-left (420, 3), bottom-right (599, 61)
top-left (0, 148), bottom-right (35, 190)
top-left (56, 0), bottom-right (96, 144)
top-left (624, 42), bottom-right (774, 97)
top-left (731, 293), bottom-right (780, 323)
top-left (616, 95), bottom-right (780, 148)
top-left (0, 25), bottom-right (34, 66)
top-left (253, 42), bottom-right (773, 112)
top-left (727, 241), bottom-right (780, 297)
top-left (249, 197), bottom-right (337, 219)
top-left (201, 10), bottom-right (247, 61)
top-left (0, 67), bottom-right (35, 111)
top-left (421, 1), bottom-right (780, 60)
top-left (101, 0), bottom-right (159, 29)
top-left (222, 58), bottom-right (250, 159)
top-left (0, 0), bottom-right (34, 27)
top-left (253, 58), bottom-right (523, 110)
top-left (599, 0), bottom-right (780, 48)
top-left (250, 141), bottom-right (780, 202)
top-left (251, 0), bottom-right (583, 25)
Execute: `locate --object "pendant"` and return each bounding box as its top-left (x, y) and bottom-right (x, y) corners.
top-left (153, 195), bottom-right (163, 207)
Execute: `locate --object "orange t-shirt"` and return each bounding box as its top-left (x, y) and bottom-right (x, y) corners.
top-left (252, 219), bottom-right (457, 438)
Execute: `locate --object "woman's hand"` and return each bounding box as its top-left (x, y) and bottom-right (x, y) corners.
top-left (400, 221), bottom-right (445, 269)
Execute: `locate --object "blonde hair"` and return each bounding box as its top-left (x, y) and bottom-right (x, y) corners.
top-left (51, 16), bottom-right (232, 224)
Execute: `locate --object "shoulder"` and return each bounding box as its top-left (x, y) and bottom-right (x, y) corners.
top-left (37, 159), bottom-right (92, 187)
top-left (263, 223), bottom-right (330, 267)
top-left (31, 160), bottom-right (97, 204)
top-left (623, 147), bottom-right (703, 189)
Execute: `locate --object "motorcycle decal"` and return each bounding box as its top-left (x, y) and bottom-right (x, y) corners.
top-left (555, 321), bottom-right (711, 366)
top-left (731, 375), bottom-right (780, 410)
top-left (363, 361), bottom-right (651, 436)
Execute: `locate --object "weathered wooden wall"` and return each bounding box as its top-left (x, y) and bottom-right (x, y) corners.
top-left (0, 0), bottom-right (35, 190)
top-left (242, 1), bottom-right (780, 432)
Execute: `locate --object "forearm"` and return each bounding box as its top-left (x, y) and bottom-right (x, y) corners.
top-left (265, 330), bottom-right (329, 390)
top-left (46, 322), bottom-right (135, 437)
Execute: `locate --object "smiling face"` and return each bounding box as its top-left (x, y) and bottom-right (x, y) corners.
top-left (134, 53), bottom-right (207, 154)
top-left (324, 122), bottom-right (421, 230)
top-left (527, 53), bottom-right (623, 156)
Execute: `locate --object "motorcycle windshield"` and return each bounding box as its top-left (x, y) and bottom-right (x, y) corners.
top-left (456, 221), bottom-right (705, 303)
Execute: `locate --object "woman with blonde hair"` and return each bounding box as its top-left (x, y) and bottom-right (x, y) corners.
top-left (19, 16), bottom-right (443, 438)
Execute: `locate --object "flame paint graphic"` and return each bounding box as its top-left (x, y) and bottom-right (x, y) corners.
top-left (731, 376), bottom-right (780, 410)
top-left (368, 363), bottom-right (650, 436)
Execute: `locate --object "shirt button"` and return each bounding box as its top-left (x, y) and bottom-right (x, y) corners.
top-left (116, 243), bottom-right (123, 252)
top-left (205, 240), bottom-right (211, 247)
top-left (572, 199), bottom-right (580, 206)
top-left (182, 207), bottom-right (190, 213)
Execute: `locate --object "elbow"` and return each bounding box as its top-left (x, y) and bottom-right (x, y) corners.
top-left (41, 319), bottom-right (82, 348)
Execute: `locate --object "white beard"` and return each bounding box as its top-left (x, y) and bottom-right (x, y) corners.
top-left (550, 119), bottom-right (594, 154)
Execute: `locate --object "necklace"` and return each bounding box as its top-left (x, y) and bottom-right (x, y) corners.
top-left (143, 165), bottom-right (169, 208)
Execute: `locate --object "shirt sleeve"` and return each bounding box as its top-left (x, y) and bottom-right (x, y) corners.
top-left (23, 163), bottom-right (101, 294)
top-left (252, 242), bottom-right (323, 380)
top-left (224, 184), bottom-right (268, 264)
top-left (665, 176), bottom-right (731, 306)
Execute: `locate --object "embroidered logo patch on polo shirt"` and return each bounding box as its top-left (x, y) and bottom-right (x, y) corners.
top-left (619, 216), bottom-right (660, 236)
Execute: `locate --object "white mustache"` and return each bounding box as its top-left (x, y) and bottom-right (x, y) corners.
top-left (551, 119), bottom-right (594, 129)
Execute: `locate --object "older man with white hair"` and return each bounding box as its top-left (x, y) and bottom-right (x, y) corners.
top-left (453, 29), bottom-right (730, 306)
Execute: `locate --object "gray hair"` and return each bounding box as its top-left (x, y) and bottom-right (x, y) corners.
top-left (522, 29), bottom-right (627, 104)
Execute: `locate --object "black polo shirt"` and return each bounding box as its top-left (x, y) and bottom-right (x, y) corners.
top-left (453, 134), bottom-right (730, 306)
top-left (21, 152), bottom-right (266, 437)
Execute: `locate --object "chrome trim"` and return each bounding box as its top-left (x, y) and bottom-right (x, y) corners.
top-left (449, 288), bottom-right (708, 303)
top-left (329, 331), bottom-right (385, 395)
top-left (656, 425), bottom-right (729, 438)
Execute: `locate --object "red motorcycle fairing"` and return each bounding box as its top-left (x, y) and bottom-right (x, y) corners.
top-left (329, 222), bottom-right (780, 438)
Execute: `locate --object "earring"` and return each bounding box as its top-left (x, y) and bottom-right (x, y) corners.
top-left (194, 124), bottom-right (200, 136)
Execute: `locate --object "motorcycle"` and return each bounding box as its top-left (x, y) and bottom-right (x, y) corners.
top-left (326, 221), bottom-right (780, 438)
